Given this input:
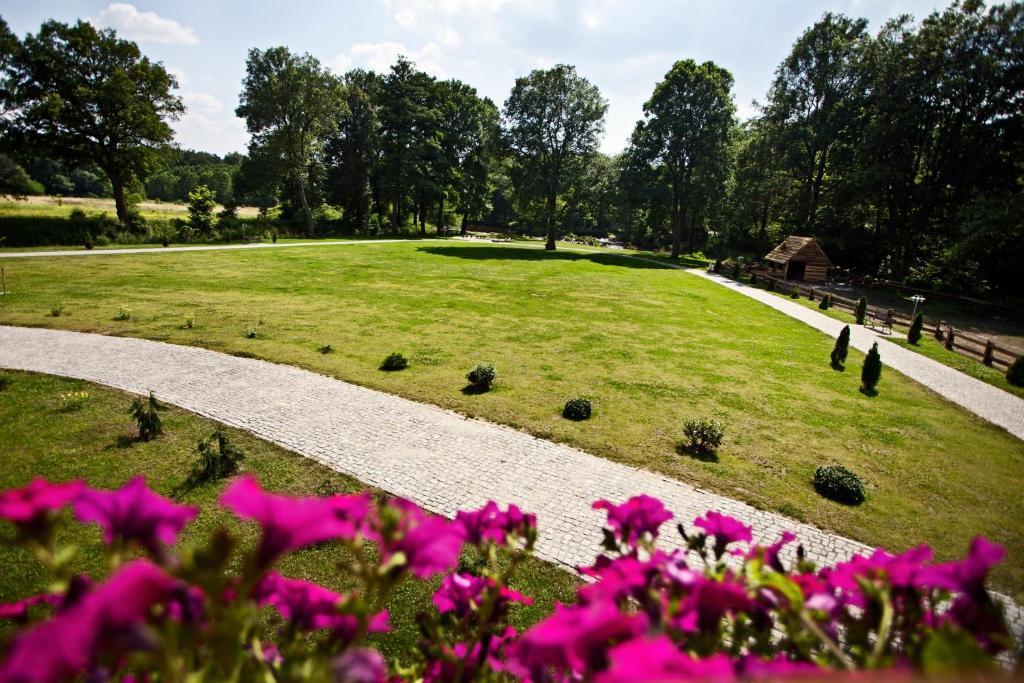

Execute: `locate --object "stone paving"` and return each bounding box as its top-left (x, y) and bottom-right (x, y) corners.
top-left (0, 325), bottom-right (1020, 643)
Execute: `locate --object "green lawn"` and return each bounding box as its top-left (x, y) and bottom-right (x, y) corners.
top-left (0, 371), bottom-right (577, 660)
top-left (0, 240), bottom-right (1021, 592)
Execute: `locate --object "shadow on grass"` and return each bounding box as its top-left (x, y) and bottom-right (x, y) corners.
top-left (859, 387), bottom-right (878, 397)
top-left (830, 361), bottom-right (846, 372)
top-left (417, 245), bottom-right (671, 270)
top-left (107, 432), bottom-right (140, 449)
top-left (675, 443), bottom-right (719, 463)
top-left (461, 383), bottom-right (491, 395)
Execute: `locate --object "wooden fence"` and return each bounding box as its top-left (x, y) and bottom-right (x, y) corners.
top-left (746, 270), bottom-right (1020, 371)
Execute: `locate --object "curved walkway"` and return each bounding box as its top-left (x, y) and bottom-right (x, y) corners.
top-left (1, 325), bottom-right (1021, 642)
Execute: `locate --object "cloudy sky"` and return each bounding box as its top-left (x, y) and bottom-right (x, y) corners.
top-left (2, 0), bottom-right (950, 156)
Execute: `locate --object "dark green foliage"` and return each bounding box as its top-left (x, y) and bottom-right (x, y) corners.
top-left (181, 426), bottom-right (246, 490)
top-left (562, 396), bottom-right (592, 421)
top-left (1006, 355), bottom-right (1024, 387)
top-left (187, 184), bottom-right (217, 233)
top-left (380, 352), bottom-right (409, 371)
top-left (681, 417), bottom-right (725, 453)
top-left (466, 363), bottom-right (496, 390)
top-left (854, 296), bottom-right (867, 325)
top-left (908, 312), bottom-right (924, 344)
top-left (129, 391), bottom-right (163, 442)
top-left (318, 344), bottom-right (333, 354)
top-left (861, 342), bottom-right (882, 391)
top-left (813, 464), bottom-right (866, 505)
top-left (731, 261), bottom-right (741, 279)
top-left (0, 374), bottom-right (10, 391)
top-left (818, 293), bottom-right (831, 310)
top-left (831, 325), bottom-right (851, 367)
top-left (789, 287), bottom-right (800, 299)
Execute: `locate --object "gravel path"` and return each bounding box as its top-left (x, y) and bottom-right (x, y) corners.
top-left (1, 325), bottom-right (1020, 643)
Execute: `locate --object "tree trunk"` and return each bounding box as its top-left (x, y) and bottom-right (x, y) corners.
top-left (418, 192), bottom-right (427, 235)
top-left (111, 173), bottom-right (129, 223)
top-left (544, 191), bottom-right (557, 250)
top-left (460, 212), bottom-right (469, 236)
top-left (670, 172), bottom-right (683, 259)
top-left (687, 210), bottom-right (697, 252)
top-left (437, 196), bottom-right (445, 235)
top-left (295, 177), bottom-right (314, 237)
top-left (806, 145), bottom-right (829, 232)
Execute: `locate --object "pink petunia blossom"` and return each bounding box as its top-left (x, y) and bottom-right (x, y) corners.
top-left (454, 501), bottom-right (536, 546)
top-left (0, 560), bottom-right (176, 683)
top-left (0, 593), bottom-right (56, 622)
top-left (736, 654), bottom-right (822, 679)
top-left (372, 498), bottom-right (464, 579)
top-left (220, 475), bottom-right (370, 566)
top-left (674, 574), bottom-right (753, 633)
top-left (593, 495), bottom-right (673, 548)
top-left (694, 511), bottom-right (752, 557)
top-left (432, 572), bottom-right (531, 618)
top-left (750, 531), bottom-right (797, 573)
top-left (253, 571), bottom-right (389, 641)
top-left (0, 478), bottom-right (84, 526)
top-left (594, 635), bottom-right (735, 682)
top-left (580, 552), bottom-right (665, 605)
top-left (509, 600), bottom-right (647, 676)
top-left (73, 477), bottom-right (197, 554)
top-left (917, 537), bottom-right (1004, 597)
top-left (331, 648), bottom-right (387, 683)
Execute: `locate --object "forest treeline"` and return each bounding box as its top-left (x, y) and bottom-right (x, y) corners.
top-left (0, 0), bottom-right (1021, 294)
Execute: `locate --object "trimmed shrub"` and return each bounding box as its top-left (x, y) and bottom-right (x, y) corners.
top-left (562, 396), bottom-right (592, 421)
top-left (129, 391), bottom-right (164, 442)
top-left (49, 302), bottom-right (65, 317)
top-left (861, 342), bottom-right (882, 392)
top-left (818, 293), bottom-right (831, 310)
top-left (731, 261), bottom-right (741, 279)
top-left (1006, 355), bottom-right (1024, 387)
top-left (114, 305), bottom-right (132, 321)
top-left (182, 426), bottom-right (246, 490)
top-left (907, 312), bottom-right (924, 344)
top-left (380, 352), bottom-right (408, 371)
top-left (681, 417), bottom-right (725, 453)
top-left (789, 287), bottom-right (800, 299)
top-left (830, 325), bottom-right (851, 367)
top-left (813, 464), bottom-right (866, 504)
top-left (854, 296), bottom-right (867, 325)
top-left (466, 363), bottom-right (496, 390)
top-left (319, 344), bottom-right (334, 355)
top-left (245, 320), bottom-right (264, 339)
top-left (183, 312), bottom-right (196, 329)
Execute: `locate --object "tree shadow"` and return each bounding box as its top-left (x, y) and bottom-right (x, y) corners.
top-left (859, 387), bottom-right (878, 397)
top-left (105, 432), bottom-right (139, 450)
top-left (461, 383), bottom-right (491, 395)
top-left (675, 443), bottom-right (719, 463)
top-left (417, 245), bottom-right (672, 270)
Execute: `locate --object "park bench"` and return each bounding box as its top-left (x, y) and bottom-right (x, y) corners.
top-left (865, 309), bottom-right (894, 335)
top-left (242, 234), bottom-right (262, 245)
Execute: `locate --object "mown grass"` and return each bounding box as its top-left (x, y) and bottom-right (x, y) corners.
top-left (764, 285), bottom-right (1024, 400)
top-left (0, 240), bottom-right (1021, 592)
top-left (0, 197), bottom-right (260, 220)
top-left (0, 371), bottom-right (578, 660)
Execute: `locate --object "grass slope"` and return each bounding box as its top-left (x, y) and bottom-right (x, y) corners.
top-left (0, 241), bottom-right (1021, 592)
top-left (0, 371), bottom-right (577, 659)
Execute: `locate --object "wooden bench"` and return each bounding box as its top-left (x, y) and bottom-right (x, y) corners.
top-left (242, 235), bottom-right (262, 245)
top-left (865, 309), bottom-right (894, 335)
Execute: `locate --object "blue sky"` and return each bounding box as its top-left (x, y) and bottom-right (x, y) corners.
top-left (1, 0), bottom-right (950, 156)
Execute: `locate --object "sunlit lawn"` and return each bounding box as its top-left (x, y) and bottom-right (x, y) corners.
top-left (0, 240), bottom-right (1021, 592)
top-left (0, 371), bottom-right (578, 660)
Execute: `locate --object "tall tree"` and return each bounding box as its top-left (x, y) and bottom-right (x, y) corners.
top-left (631, 60), bottom-right (735, 258)
top-left (503, 65), bottom-right (607, 250)
top-left (236, 47), bottom-right (342, 236)
top-left (5, 20), bottom-right (183, 221)
top-left (326, 69), bottom-right (382, 233)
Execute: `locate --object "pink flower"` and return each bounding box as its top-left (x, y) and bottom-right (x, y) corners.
top-left (220, 475), bottom-right (369, 566)
top-left (694, 511), bottom-right (752, 557)
top-left (253, 571), bottom-right (390, 640)
top-left (736, 655), bottom-right (822, 678)
top-left (332, 648), bottom-right (387, 683)
top-left (918, 537), bottom-right (1004, 598)
top-left (593, 495), bottom-right (673, 548)
top-left (674, 575), bottom-right (753, 633)
top-left (455, 501), bottom-right (536, 546)
top-left (750, 531), bottom-right (797, 572)
top-left (580, 553), bottom-right (663, 605)
top-left (0, 560), bottom-right (176, 683)
top-left (432, 572), bottom-right (531, 618)
top-left (0, 594), bottom-right (56, 622)
top-left (594, 636), bottom-right (734, 682)
top-left (73, 477), bottom-right (197, 554)
top-left (0, 478), bottom-right (84, 526)
top-left (373, 499), bottom-right (464, 579)
top-left (509, 600), bottom-right (647, 676)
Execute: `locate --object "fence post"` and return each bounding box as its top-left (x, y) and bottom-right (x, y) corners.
top-left (934, 321), bottom-right (945, 341)
top-left (983, 340), bottom-right (994, 366)
top-left (944, 326), bottom-right (955, 350)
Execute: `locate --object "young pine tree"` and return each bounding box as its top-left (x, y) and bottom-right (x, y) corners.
top-left (907, 312), bottom-right (924, 344)
top-left (830, 325), bottom-right (851, 367)
top-left (861, 342), bottom-right (882, 392)
top-left (1006, 355), bottom-right (1024, 387)
top-left (854, 296), bottom-right (867, 325)
top-left (818, 293), bottom-right (831, 310)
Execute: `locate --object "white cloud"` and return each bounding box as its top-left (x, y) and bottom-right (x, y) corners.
top-left (95, 3), bottom-right (199, 45)
top-left (330, 41), bottom-right (447, 78)
top-left (181, 91), bottom-right (223, 112)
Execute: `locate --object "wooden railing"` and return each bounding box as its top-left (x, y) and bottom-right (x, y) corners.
top-left (746, 270), bottom-right (1021, 370)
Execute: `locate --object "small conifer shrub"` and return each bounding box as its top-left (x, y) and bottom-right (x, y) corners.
top-left (855, 296), bottom-right (867, 325)
top-left (813, 464), bottom-right (865, 505)
top-left (562, 396), bottom-right (593, 421)
top-left (830, 325), bottom-right (851, 367)
top-left (1006, 355), bottom-right (1024, 387)
top-left (129, 391), bottom-right (164, 442)
top-left (380, 352), bottom-right (409, 371)
top-left (182, 426), bottom-right (246, 489)
top-left (861, 342), bottom-right (882, 392)
top-left (818, 293), bottom-right (831, 310)
top-left (907, 312), bottom-right (924, 344)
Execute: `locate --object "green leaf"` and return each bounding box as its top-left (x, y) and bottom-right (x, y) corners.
top-left (920, 628), bottom-right (996, 674)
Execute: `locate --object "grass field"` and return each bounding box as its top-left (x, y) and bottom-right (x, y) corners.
top-left (0, 371), bottom-right (577, 659)
top-left (0, 240), bottom-right (1021, 593)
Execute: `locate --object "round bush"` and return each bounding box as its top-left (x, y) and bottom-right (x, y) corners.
top-left (562, 396), bottom-right (592, 421)
top-left (380, 352), bottom-right (409, 371)
top-left (813, 465), bottom-right (865, 505)
top-left (466, 363), bottom-right (496, 390)
top-left (681, 417), bottom-right (725, 453)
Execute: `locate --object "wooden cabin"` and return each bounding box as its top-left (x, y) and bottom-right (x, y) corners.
top-left (763, 236), bottom-right (831, 283)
